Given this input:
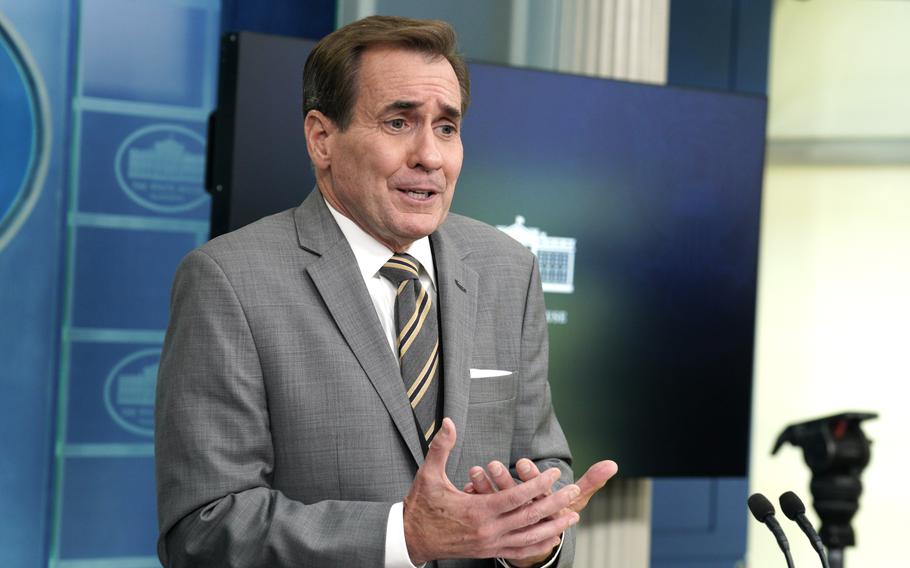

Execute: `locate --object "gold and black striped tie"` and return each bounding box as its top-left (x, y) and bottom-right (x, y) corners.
top-left (379, 253), bottom-right (441, 445)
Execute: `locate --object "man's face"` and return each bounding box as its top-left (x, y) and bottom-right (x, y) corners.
top-left (317, 46), bottom-right (464, 251)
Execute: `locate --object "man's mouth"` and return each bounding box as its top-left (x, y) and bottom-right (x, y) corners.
top-left (405, 190), bottom-right (433, 200)
top-left (396, 186), bottom-right (439, 201)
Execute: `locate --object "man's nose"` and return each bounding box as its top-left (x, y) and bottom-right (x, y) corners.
top-left (408, 125), bottom-right (443, 171)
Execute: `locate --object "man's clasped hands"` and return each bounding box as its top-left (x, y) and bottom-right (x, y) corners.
top-left (403, 418), bottom-right (618, 566)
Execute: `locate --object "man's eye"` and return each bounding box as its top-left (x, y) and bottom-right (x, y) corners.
top-left (388, 119), bottom-right (406, 130)
top-left (438, 124), bottom-right (457, 136)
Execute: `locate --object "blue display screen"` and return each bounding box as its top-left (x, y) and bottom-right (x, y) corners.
top-left (455, 64), bottom-right (766, 476)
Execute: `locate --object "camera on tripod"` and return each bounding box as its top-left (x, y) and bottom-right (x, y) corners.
top-left (773, 411), bottom-right (877, 567)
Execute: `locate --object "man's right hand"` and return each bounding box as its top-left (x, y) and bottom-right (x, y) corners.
top-left (402, 418), bottom-right (580, 564)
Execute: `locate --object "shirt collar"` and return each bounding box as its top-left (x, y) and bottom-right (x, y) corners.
top-left (323, 194), bottom-right (436, 287)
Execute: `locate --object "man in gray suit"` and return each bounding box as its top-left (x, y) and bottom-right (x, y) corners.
top-left (156, 15), bottom-right (616, 567)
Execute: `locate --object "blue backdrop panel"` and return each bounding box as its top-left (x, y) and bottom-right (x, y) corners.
top-left (70, 226), bottom-right (200, 330)
top-left (79, 0), bottom-right (212, 107)
top-left (0, 0), bottom-right (70, 565)
top-left (651, 478), bottom-right (749, 567)
top-left (667, 0), bottom-right (734, 92)
top-left (66, 342), bottom-right (161, 444)
top-left (52, 1), bottom-right (220, 565)
top-left (222, 0), bottom-right (336, 39)
top-left (667, 0), bottom-right (772, 95)
top-left (58, 456), bottom-right (158, 558)
top-left (76, 112), bottom-right (210, 218)
top-left (653, 479), bottom-right (716, 531)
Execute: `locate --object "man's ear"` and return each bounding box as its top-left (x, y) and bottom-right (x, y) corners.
top-left (304, 110), bottom-right (336, 170)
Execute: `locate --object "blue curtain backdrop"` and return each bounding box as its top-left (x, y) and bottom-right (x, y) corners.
top-left (0, 1), bottom-right (335, 565)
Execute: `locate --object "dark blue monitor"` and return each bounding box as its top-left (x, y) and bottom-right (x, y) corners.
top-left (454, 65), bottom-right (765, 477)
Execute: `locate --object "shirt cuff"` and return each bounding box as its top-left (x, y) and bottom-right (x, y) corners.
top-left (385, 501), bottom-right (425, 568)
top-left (495, 531), bottom-right (564, 568)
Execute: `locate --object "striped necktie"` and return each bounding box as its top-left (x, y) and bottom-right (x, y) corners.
top-left (379, 253), bottom-right (441, 445)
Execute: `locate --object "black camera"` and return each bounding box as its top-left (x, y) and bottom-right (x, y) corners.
top-left (772, 411), bottom-right (877, 555)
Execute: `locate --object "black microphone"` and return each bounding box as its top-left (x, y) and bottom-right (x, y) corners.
top-left (748, 492), bottom-right (795, 568)
top-left (780, 491), bottom-right (830, 568)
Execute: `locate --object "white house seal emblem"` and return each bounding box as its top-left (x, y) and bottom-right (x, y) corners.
top-left (103, 348), bottom-right (160, 437)
top-left (114, 123), bottom-right (207, 213)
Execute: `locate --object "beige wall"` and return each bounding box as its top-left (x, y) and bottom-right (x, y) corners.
top-left (749, 164), bottom-right (910, 566)
top-left (749, 2), bottom-right (910, 566)
top-left (767, 0), bottom-right (910, 139)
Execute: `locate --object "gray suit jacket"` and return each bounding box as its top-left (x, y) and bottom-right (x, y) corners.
top-left (155, 190), bottom-right (574, 567)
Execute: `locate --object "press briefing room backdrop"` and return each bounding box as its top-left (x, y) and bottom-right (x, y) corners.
top-left (2, 1), bottom-right (907, 567)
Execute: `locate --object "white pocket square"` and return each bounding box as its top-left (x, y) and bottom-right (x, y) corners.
top-left (469, 368), bottom-right (513, 379)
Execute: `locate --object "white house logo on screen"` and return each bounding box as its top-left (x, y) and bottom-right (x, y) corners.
top-left (497, 216), bottom-right (576, 294)
top-left (0, 13), bottom-right (51, 252)
top-left (103, 349), bottom-right (160, 437)
top-left (114, 124), bottom-right (207, 213)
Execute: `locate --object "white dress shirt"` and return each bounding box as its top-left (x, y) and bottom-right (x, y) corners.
top-left (324, 198), bottom-right (561, 568)
top-left (324, 198), bottom-right (433, 568)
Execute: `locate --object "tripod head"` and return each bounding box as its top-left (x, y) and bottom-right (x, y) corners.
top-left (772, 412), bottom-right (877, 549)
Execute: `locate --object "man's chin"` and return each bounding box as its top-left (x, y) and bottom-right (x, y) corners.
top-left (383, 229), bottom-right (440, 252)
top-left (395, 213), bottom-right (448, 240)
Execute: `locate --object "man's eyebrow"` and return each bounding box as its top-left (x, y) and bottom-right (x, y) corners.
top-left (383, 100), bottom-right (462, 121)
top-left (440, 103), bottom-right (462, 121)
top-left (386, 100), bottom-right (419, 112)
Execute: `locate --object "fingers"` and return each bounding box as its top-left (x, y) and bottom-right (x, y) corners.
top-left (496, 510), bottom-right (578, 552)
top-left (422, 417), bottom-right (456, 475)
top-left (486, 467), bottom-right (562, 513)
top-left (498, 482), bottom-right (580, 532)
top-left (515, 458), bottom-right (541, 483)
top-left (497, 536), bottom-right (563, 565)
top-left (486, 460), bottom-right (515, 490)
top-left (468, 466), bottom-right (497, 494)
top-left (570, 460), bottom-right (618, 512)
top-left (465, 459), bottom-right (542, 496)
top-left (577, 460), bottom-right (617, 493)
top-left (466, 460), bottom-right (514, 495)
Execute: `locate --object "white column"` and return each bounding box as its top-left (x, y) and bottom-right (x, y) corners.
top-left (336, 0), bottom-right (377, 27)
top-left (575, 478), bottom-right (652, 568)
top-left (520, 0), bottom-right (668, 84)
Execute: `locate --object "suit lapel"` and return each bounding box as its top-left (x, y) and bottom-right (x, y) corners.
top-left (296, 192), bottom-right (426, 466)
top-left (431, 225), bottom-right (479, 481)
